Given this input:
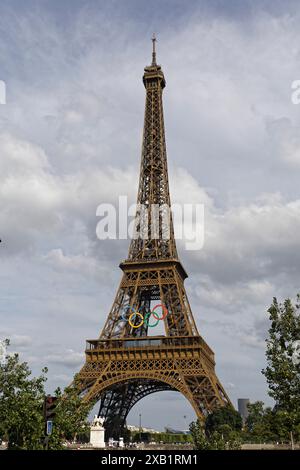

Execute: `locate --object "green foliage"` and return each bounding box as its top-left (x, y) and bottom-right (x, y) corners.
top-left (269, 409), bottom-right (299, 442)
top-left (0, 342), bottom-right (92, 450)
top-left (155, 432), bottom-right (191, 444)
top-left (245, 401), bottom-right (266, 434)
top-left (205, 406), bottom-right (242, 436)
top-left (47, 376), bottom-right (93, 449)
top-left (0, 340), bottom-right (47, 449)
top-left (255, 295), bottom-right (300, 443)
top-left (262, 296), bottom-right (300, 413)
top-left (189, 420), bottom-right (210, 450)
top-left (245, 401), bottom-right (300, 443)
top-left (244, 402), bottom-right (276, 442)
top-left (189, 419), bottom-right (241, 450)
top-left (131, 431), bottom-right (192, 444)
top-left (121, 426), bottom-right (131, 443)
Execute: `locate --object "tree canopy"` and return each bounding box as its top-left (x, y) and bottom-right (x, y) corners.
top-left (0, 340), bottom-right (47, 449)
top-left (262, 296), bottom-right (300, 414)
top-left (0, 340), bottom-right (92, 450)
top-left (205, 405), bottom-right (242, 436)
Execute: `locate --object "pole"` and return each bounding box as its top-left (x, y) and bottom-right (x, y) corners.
top-left (290, 431), bottom-right (294, 450)
top-left (139, 413), bottom-right (142, 442)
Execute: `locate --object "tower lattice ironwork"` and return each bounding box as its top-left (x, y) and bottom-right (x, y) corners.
top-left (77, 36), bottom-right (231, 437)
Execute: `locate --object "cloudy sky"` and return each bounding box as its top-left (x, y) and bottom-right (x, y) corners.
top-left (1, 0), bottom-right (300, 430)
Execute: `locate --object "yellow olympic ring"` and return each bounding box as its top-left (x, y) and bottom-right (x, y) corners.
top-left (128, 312), bottom-right (144, 329)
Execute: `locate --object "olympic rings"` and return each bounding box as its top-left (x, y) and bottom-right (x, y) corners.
top-left (120, 303), bottom-right (168, 329)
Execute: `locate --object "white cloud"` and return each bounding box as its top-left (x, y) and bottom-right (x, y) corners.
top-left (9, 334), bottom-right (32, 347)
top-left (266, 117), bottom-right (300, 168)
top-left (45, 349), bottom-right (84, 368)
top-left (43, 248), bottom-right (107, 277)
top-left (183, 190), bottom-right (300, 288)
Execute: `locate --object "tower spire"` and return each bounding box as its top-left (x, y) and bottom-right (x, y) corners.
top-left (151, 33), bottom-right (157, 65)
top-left (130, 33), bottom-right (172, 261)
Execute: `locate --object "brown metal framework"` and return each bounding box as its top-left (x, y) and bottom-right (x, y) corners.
top-left (77, 37), bottom-right (231, 438)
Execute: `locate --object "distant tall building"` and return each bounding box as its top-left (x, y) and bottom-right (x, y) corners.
top-left (238, 398), bottom-right (250, 423)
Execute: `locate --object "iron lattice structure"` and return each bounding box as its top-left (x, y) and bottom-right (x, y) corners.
top-left (77, 38), bottom-right (231, 437)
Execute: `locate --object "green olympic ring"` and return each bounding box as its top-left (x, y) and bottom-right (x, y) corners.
top-left (144, 311), bottom-right (160, 328)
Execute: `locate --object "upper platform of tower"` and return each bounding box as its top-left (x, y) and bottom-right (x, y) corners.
top-left (143, 34), bottom-right (166, 89)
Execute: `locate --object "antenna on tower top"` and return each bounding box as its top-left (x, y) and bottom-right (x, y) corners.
top-left (152, 33), bottom-right (157, 65)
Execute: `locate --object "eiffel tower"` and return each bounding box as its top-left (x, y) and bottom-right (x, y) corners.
top-left (77, 36), bottom-right (231, 437)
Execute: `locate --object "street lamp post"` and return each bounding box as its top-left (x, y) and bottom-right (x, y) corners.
top-left (139, 413), bottom-right (142, 442)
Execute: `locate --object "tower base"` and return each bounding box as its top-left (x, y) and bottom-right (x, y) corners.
top-left (78, 336), bottom-right (231, 438)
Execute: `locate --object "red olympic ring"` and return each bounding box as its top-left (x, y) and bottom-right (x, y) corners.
top-left (151, 304), bottom-right (168, 321)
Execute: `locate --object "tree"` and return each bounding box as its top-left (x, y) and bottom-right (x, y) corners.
top-left (189, 419), bottom-right (241, 450)
top-left (245, 401), bottom-right (266, 434)
top-left (189, 420), bottom-right (211, 450)
top-left (122, 426), bottom-right (131, 443)
top-left (47, 376), bottom-right (93, 449)
top-left (205, 405), bottom-right (242, 436)
top-left (269, 408), bottom-right (299, 442)
top-left (0, 340), bottom-right (47, 449)
top-left (244, 401), bottom-right (300, 443)
top-left (245, 402), bottom-right (276, 442)
top-left (262, 296), bottom-right (300, 413)
top-left (0, 341), bottom-right (93, 450)
top-left (261, 296), bottom-right (300, 442)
